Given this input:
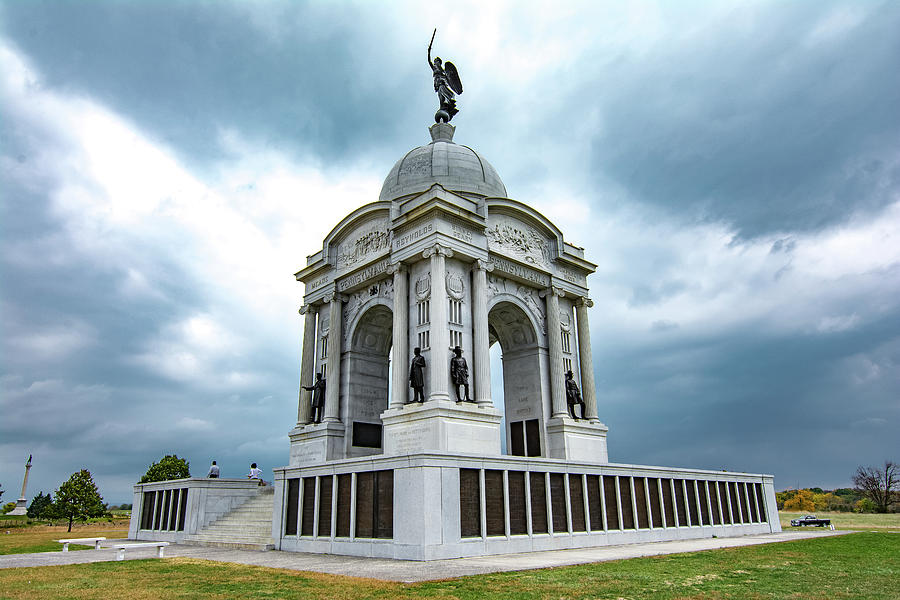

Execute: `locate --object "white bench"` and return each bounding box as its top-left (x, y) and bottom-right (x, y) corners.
top-left (111, 541), bottom-right (169, 560)
top-left (57, 537), bottom-right (106, 551)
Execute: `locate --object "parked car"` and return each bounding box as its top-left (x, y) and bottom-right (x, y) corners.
top-left (790, 514), bottom-right (831, 527)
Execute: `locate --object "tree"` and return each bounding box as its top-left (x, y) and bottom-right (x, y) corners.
top-left (783, 489), bottom-right (815, 512)
top-left (0, 482), bottom-right (4, 502)
top-left (27, 491), bottom-right (53, 519)
top-left (852, 461), bottom-right (898, 513)
top-left (53, 469), bottom-right (106, 532)
top-left (1, 502), bottom-right (16, 515)
top-left (139, 455), bottom-right (190, 483)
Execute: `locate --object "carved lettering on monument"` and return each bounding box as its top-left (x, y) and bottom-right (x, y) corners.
top-left (307, 276), bottom-right (330, 291)
top-left (337, 259), bottom-right (391, 292)
top-left (448, 218), bottom-right (474, 243)
top-left (490, 256), bottom-right (550, 287)
top-left (394, 223), bottom-right (434, 250)
top-left (486, 217), bottom-right (552, 268)
top-left (336, 219), bottom-right (392, 269)
top-left (391, 427), bottom-right (427, 454)
top-left (559, 267), bottom-right (584, 285)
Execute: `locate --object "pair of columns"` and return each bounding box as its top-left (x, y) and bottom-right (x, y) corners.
top-left (297, 251), bottom-right (598, 425)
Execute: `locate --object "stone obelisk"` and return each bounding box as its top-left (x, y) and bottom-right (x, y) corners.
top-left (9, 455), bottom-right (32, 516)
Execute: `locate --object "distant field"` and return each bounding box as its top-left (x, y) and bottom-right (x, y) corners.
top-left (1, 532), bottom-right (897, 599)
top-left (780, 510), bottom-right (900, 532)
top-left (0, 523), bottom-right (129, 555)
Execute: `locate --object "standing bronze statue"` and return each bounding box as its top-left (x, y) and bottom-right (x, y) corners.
top-left (409, 347), bottom-right (426, 403)
top-left (565, 370), bottom-right (586, 420)
top-left (301, 372), bottom-right (326, 424)
top-left (450, 346), bottom-right (473, 403)
top-left (428, 28), bottom-right (463, 123)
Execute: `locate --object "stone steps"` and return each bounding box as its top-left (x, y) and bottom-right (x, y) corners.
top-left (183, 490), bottom-right (275, 551)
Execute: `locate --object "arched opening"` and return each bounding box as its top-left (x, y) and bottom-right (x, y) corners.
top-left (344, 304), bottom-right (392, 457)
top-left (488, 301), bottom-right (545, 457)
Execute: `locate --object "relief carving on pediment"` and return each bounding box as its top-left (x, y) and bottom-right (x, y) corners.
top-left (486, 216), bottom-right (552, 269)
top-left (336, 218), bottom-right (392, 269)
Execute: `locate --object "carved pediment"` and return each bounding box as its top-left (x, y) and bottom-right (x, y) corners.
top-left (486, 214), bottom-right (552, 270)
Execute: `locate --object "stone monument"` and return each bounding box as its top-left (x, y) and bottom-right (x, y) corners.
top-left (9, 454), bottom-right (32, 516)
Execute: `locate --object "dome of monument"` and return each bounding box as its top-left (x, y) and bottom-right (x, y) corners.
top-left (379, 123), bottom-right (507, 203)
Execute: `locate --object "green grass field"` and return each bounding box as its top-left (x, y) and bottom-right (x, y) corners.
top-left (779, 510), bottom-right (900, 532)
top-left (0, 522), bottom-right (129, 555)
top-left (1, 532), bottom-right (898, 599)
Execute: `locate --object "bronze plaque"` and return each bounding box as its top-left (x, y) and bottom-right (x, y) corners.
top-left (719, 482), bottom-right (732, 524)
top-left (586, 475), bottom-right (603, 531)
top-left (140, 491), bottom-right (154, 530)
top-left (178, 488), bottom-right (188, 531)
top-left (755, 483), bottom-right (767, 522)
top-left (336, 474), bottom-right (352, 537)
top-left (485, 470), bottom-right (505, 536)
top-left (459, 468), bottom-right (481, 538)
top-left (603, 475), bottom-right (619, 529)
top-left (698, 481), bottom-right (711, 525)
top-left (285, 478), bottom-right (299, 535)
top-left (529, 472), bottom-right (548, 534)
top-left (549, 473), bottom-right (567, 532)
top-left (301, 477), bottom-right (316, 536)
top-left (709, 481), bottom-right (721, 525)
top-left (568, 474), bottom-right (586, 532)
top-left (355, 471), bottom-right (374, 538)
top-left (648, 478), bottom-right (662, 528)
top-left (661, 479), bottom-right (675, 526)
top-left (375, 470), bottom-right (393, 538)
top-left (318, 475), bottom-right (333, 537)
top-left (674, 480), bottom-right (687, 526)
top-left (525, 419), bottom-right (542, 457)
top-left (686, 480), bottom-right (700, 526)
top-left (619, 477), bottom-right (635, 529)
top-left (634, 477), bottom-right (649, 529)
top-left (508, 471), bottom-right (527, 535)
top-left (728, 482), bottom-right (740, 523)
top-left (510, 421), bottom-right (525, 456)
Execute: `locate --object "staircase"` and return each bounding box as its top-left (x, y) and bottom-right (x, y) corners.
top-left (183, 487), bottom-right (275, 551)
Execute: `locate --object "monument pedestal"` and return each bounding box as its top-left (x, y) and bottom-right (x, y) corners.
top-left (545, 417), bottom-right (609, 462)
top-left (288, 422), bottom-right (346, 466)
top-left (381, 400), bottom-right (502, 456)
top-left (8, 499), bottom-right (27, 516)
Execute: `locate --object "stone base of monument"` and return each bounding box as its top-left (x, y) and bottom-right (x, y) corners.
top-left (288, 422), bottom-right (346, 466)
top-left (545, 418), bottom-right (609, 462)
top-left (381, 400), bottom-right (502, 456)
top-left (8, 499), bottom-right (27, 516)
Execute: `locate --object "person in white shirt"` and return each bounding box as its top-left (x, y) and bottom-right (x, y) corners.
top-left (247, 462), bottom-right (264, 484)
top-left (207, 460), bottom-right (219, 478)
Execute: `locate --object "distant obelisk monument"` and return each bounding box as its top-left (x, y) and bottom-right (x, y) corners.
top-left (9, 455), bottom-right (32, 516)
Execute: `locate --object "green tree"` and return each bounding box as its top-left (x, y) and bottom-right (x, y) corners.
top-left (53, 469), bottom-right (106, 532)
top-left (139, 454), bottom-right (191, 483)
top-left (1, 502), bottom-right (16, 514)
top-left (27, 491), bottom-right (53, 519)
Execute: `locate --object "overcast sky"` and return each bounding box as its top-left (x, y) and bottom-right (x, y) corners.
top-left (1, 0), bottom-right (898, 504)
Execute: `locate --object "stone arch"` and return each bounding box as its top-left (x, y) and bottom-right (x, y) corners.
top-left (487, 293), bottom-right (547, 347)
top-left (342, 303), bottom-right (393, 457)
top-left (488, 300), bottom-right (547, 457)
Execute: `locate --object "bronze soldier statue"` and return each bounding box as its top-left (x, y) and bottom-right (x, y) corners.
top-left (450, 346), bottom-right (473, 402)
top-left (301, 372), bottom-right (326, 424)
top-left (428, 28), bottom-right (463, 123)
top-left (409, 347), bottom-right (426, 403)
top-left (565, 370), bottom-right (586, 420)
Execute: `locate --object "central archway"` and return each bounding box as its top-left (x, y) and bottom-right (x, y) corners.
top-left (344, 303), bottom-right (392, 457)
top-left (488, 300), bottom-right (546, 457)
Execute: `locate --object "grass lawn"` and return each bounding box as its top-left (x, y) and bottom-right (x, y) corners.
top-left (0, 522), bottom-right (129, 555)
top-left (779, 510), bottom-right (900, 532)
top-left (1, 532), bottom-right (898, 599)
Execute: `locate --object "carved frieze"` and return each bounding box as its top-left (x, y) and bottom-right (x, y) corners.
top-left (486, 216), bottom-right (552, 269)
top-left (415, 272), bottom-right (432, 300)
top-left (343, 278), bottom-right (394, 344)
top-left (486, 275), bottom-right (546, 334)
top-left (336, 218), bottom-right (392, 270)
top-left (446, 272), bottom-right (465, 301)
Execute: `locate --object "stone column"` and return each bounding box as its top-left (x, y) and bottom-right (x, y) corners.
top-left (575, 297), bottom-right (599, 423)
top-left (323, 291), bottom-right (343, 423)
top-left (472, 259), bottom-right (494, 407)
top-left (543, 286), bottom-right (567, 419)
top-left (423, 243), bottom-right (453, 401)
top-left (297, 304), bottom-right (318, 425)
top-left (389, 263), bottom-right (409, 409)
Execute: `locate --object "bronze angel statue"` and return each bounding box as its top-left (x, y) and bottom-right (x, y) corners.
top-left (428, 29), bottom-right (463, 123)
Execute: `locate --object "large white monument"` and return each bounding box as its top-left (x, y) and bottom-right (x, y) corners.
top-left (129, 40), bottom-right (780, 558)
top-left (9, 455), bottom-right (32, 516)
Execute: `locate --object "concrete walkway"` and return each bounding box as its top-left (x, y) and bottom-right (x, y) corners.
top-left (0, 530), bottom-right (851, 583)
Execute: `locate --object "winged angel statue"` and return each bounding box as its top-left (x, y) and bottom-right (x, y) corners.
top-left (428, 29), bottom-right (463, 123)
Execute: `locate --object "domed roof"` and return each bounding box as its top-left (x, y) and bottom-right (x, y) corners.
top-left (379, 123), bottom-right (507, 203)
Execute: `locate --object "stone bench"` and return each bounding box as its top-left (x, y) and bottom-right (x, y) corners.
top-left (57, 537), bottom-right (106, 552)
top-left (111, 541), bottom-right (169, 560)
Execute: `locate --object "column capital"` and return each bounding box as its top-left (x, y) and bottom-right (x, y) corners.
top-left (473, 259), bottom-right (495, 273)
top-left (540, 285), bottom-right (566, 299)
top-left (322, 291), bottom-right (346, 304)
top-left (298, 304), bottom-right (313, 315)
top-left (386, 261), bottom-right (407, 275)
top-left (575, 296), bottom-right (594, 308)
top-left (423, 243), bottom-right (454, 259)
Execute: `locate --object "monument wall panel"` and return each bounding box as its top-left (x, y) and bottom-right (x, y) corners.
top-left (141, 492), bottom-right (154, 530)
top-left (648, 478), bottom-right (662, 528)
top-left (178, 489), bottom-right (188, 531)
top-left (485, 470), bottom-right (505, 536)
top-left (355, 472), bottom-right (375, 538)
top-left (755, 483), bottom-right (767, 522)
top-left (549, 473), bottom-right (567, 532)
top-left (674, 480), bottom-right (688, 526)
top-left (336, 474), bottom-right (352, 537)
top-left (738, 482), bottom-right (749, 523)
top-left (586, 475), bottom-right (603, 531)
top-left (510, 421), bottom-right (525, 456)
top-left (285, 479), bottom-right (299, 535)
top-left (318, 475), bottom-right (333, 537)
top-left (301, 477), bottom-right (316, 536)
top-left (525, 419), bottom-right (542, 457)
top-left (719, 482), bottom-right (732, 524)
top-left (634, 477), bottom-right (649, 529)
top-left (709, 481), bottom-right (722, 525)
top-left (529, 472), bottom-right (548, 534)
top-left (661, 479), bottom-right (675, 527)
top-left (686, 480), bottom-right (700, 526)
top-left (459, 468), bottom-right (481, 538)
top-left (375, 470), bottom-right (393, 538)
top-left (620, 477), bottom-right (635, 530)
top-left (568, 474), bottom-right (586, 532)
top-left (728, 482), bottom-right (740, 524)
top-left (508, 471), bottom-right (527, 535)
top-left (698, 481), bottom-right (711, 525)
top-left (603, 476), bottom-right (619, 530)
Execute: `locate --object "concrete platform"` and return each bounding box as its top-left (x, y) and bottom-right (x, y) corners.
top-left (0, 531), bottom-right (851, 582)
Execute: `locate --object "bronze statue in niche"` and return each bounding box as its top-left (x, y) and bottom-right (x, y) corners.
top-left (302, 372), bottom-right (326, 423)
top-left (565, 370), bottom-right (586, 420)
top-left (450, 346), bottom-right (473, 402)
top-left (409, 347), bottom-right (426, 403)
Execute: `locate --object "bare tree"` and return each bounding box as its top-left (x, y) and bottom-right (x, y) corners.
top-left (852, 461), bottom-right (898, 513)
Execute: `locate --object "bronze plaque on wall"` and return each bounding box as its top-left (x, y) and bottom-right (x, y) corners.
top-left (586, 475), bottom-right (603, 531)
top-left (603, 475), bottom-right (619, 530)
top-left (686, 480), bottom-right (700, 526)
top-left (728, 482), bottom-right (740, 523)
top-left (485, 470), bottom-right (506, 536)
top-left (525, 419), bottom-right (541, 457)
top-left (301, 477), bottom-right (316, 536)
top-left (375, 470), bottom-right (393, 538)
top-left (549, 473), bottom-right (567, 532)
top-left (709, 481), bottom-right (721, 525)
top-left (737, 482), bottom-right (749, 523)
top-left (619, 477), bottom-right (635, 529)
top-left (674, 479), bottom-right (688, 526)
top-left (634, 477), bottom-right (649, 529)
top-left (661, 479), bottom-right (675, 526)
top-left (648, 477), bottom-right (662, 528)
top-left (355, 471), bottom-right (374, 538)
top-left (459, 468), bottom-right (481, 538)
top-left (508, 471), bottom-right (527, 535)
top-left (698, 481), bottom-right (711, 525)
top-left (285, 479), bottom-right (299, 536)
top-left (510, 421), bottom-right (525, 457)
top-left (568, 474), bottom-right (586, 532)
top-left (336, 474), bottom-right (352, 537)
top-left (719, 482), bottom-right (732, 524)
top-left (318, 475), bottom-right (333, 537)
top-left (529, 472), bottom-right (548, 534)
top-left (755, 483), bottom-right (767, 522)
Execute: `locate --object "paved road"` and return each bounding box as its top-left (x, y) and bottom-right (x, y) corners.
top-left (0, 530), bottom-right (851, 582)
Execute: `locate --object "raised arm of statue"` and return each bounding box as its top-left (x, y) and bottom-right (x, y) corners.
top-left (427, 28), bottom-right (436, 69)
